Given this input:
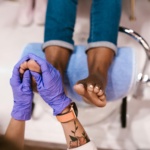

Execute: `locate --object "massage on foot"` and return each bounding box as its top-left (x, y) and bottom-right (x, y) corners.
top-left (15, 54), bottom-right (71, 117)
top-left (19, 53), bottom-right (107, 107)
top-left (3, 0), bottom-right (122, 149)
top-left (5, 54), bottom-right (97, 150)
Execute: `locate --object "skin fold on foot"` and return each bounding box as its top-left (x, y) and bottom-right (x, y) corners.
top-left (73, 47), bottom-right (115, 107)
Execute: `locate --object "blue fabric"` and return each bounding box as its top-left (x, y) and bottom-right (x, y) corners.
top-left (44, 0), bottom-right (122, 45)
top-left (21, 43), bottom-right (136, 102)
top-left (88, 0), bottom-right (122, 44)
top-left (44, 0), bottom-right (78, 45)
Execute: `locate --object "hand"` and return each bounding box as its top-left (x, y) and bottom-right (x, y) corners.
top-left (28, 54), bottom-right (71, 115)
top-left (10, 56), bottom-right (33, 120)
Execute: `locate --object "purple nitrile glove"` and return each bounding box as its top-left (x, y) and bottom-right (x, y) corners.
top-left (28, 53), bottom-right (71, 115)
top-left (10, 56), bottom-right (33, 120)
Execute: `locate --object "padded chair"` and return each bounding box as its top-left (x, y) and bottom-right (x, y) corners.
top-left (21, 26), bottom-right (150, 128)
top-left (119, 26), bottom-right (150, 127)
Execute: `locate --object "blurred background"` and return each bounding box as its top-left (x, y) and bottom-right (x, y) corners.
top-left (0, 0), bottom-right (150, 149)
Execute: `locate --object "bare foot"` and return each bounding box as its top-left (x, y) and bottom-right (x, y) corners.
top-left (74, 47), bottom-right (115, 107)
top-left (27, 59), bottom-right (41, 73)
top-left (74, 73), bottom-right (107, 107)
top-left (19, 59), bottom-right (41, 92)
top-left (19, 60), bottom-right (41, 74)
top-left (19, 46), bottom-right (71, 92)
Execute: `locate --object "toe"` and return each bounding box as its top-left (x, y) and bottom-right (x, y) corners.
top-left (99, 94), bottom-right (106, 101)
top-left (87, 84), bottom-right (94, 92)
top-left (97, 89), bottom-right (103, 96)
top-left (94, 85), bottom-right (100, 93)
top-left (88, 91), bottom-right (106, 107)
top-left (73, 83), bottom-right (85, 96)
top-left (98, 94), bottom-right (106, 107)
top-left (19, 68), bottom-right (25, 74)
top-left (20, 61), bottom-right (28, 70)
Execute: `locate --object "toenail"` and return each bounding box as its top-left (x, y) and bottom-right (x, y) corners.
top-left (99, 89), bottom-right (102, 93)
top-left (89, 85), bottom-right (93, 88)
top-left (78, 83), bottom-right (83, 87)
top-left (95, 86), bottom-right (99, 89)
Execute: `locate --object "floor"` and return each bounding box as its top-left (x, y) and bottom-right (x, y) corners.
top-left (0, 0), bottom-right (150, 150)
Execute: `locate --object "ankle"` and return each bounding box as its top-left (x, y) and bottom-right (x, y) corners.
top-left (45, 46), bottom-right (71, 76)
top-left (87, 47), bottom-right (114, 72)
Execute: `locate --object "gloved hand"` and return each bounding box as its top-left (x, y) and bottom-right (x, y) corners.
top-left (28, 53), bottom-right (71, 115)
top-left (10, 56), bottom-right (33, 120)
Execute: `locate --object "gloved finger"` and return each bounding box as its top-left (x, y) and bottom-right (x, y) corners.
top-left (43, 66), bottom-right (61, 88)
top-left (10, 74), bottom-right (21, 87)
top-left (11, 55), bottom-right (30, 83)
top-left (22, 70), bottom-right (32, 92)
top-left (28, 54), bottom-right (59, 88)
top-left (20, 61), bottom-right (28, 74)
top-left (13, 55), bottom-right (30, 74)
top-left (30, 71), bottom-right (43, 89)
top-left (28, 53), bottom-right (51, 73)
top-left (10, 63), bottom-right (25, 87)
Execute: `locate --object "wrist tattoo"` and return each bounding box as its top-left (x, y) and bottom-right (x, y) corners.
top-left (69, 121), bottom-right (90, 148)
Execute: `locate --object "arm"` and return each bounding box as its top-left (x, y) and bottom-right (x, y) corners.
top-left (61, 118), bottom-right (97, 150)
top-left (28, 54), bottom-right (97, 150)
top-left (5, 56), bottom-right (34, 149)
top-left (60, 107), bottom-right (90, 149)
top-left (5, 119), bottom-right (25, 150)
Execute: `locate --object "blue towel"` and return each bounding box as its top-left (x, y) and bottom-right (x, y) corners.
top-left (21, 43), bottom-right (136, 102)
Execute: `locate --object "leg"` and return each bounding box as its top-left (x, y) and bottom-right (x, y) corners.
top-left (20, 0), bottom-right (77, 91)
top-left (18, 0), bottom-right (34, 26)
top-left (74, 0), bottom-right (122, 107)
top-left (43, 0), bottom-right (78, 79)
top-left (34, 0), bottom-right (48, 25)
top-left (45, 46), bottom-right (71, 78)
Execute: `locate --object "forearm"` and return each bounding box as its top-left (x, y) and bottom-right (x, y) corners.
top-left (5, 118), bottom-right (25, 150)
top-left (61, 119), bottom-right (90, 149)
top-left (60, 107), bottom-right (90, 149)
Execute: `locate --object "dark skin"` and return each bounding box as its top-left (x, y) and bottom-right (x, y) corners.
top-left (74, 47), bottom-right (114, 107)
top-left (19, 46), bottom-right (114, 107)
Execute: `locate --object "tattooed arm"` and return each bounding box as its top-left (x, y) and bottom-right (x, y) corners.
top-left (24, 54), bottom-right (97, 150)
top-left (60, 107), bottom-right (97, 150)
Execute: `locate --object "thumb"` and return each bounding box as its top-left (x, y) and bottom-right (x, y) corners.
top-left (30, 71), bottom-right (43, 89)
top-left (22, 70), bottom-right (32, 92)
